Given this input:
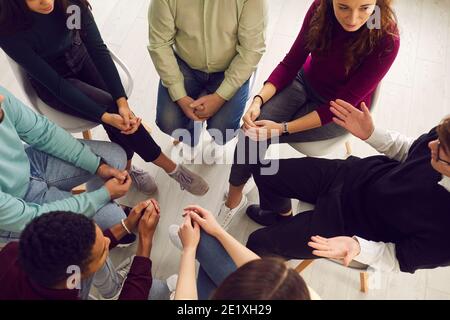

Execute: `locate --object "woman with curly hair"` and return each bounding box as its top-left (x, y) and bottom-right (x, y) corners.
top-left (220, 0), bottom-right (400, 228)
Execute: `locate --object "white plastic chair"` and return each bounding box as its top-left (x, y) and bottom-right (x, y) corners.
top-left (6, 51), bottom-right (134, 139)
top-left (289, 84), bottom-right (382, 158)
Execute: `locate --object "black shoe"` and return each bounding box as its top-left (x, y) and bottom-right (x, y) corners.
top-left (246, 205), bottom-right (293, 226)
top-left (117, 233), bottom-right (137, 248)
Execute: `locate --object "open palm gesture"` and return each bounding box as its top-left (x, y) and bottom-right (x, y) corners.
top-left (330, 99), bottom-right (375, 140)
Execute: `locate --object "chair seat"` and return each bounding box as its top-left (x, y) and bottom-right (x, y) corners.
top-left (34, 100), bottom-right (98, 133)
top-left (289, 134), bottom-right (350, 157)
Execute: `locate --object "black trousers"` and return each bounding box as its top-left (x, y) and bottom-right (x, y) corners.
top-left (246, 156), bottom-right (360, 260)
top-left (29, 39), bottom-right (162, 162)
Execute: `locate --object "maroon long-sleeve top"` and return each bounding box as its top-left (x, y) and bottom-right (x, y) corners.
top-left (0, 230), bottom-right (152, 300)
top-left (267, 0), bottom-right (400, 125)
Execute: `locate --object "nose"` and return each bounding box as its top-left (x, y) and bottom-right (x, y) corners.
top-left (349, 10), bottom-right (359, 24)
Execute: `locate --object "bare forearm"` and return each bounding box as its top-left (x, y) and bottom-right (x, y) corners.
top-left (215, 230), bottom-right (260, 268)
top-left (258, 82), bottom-right (277, 106)
top-left (287, 111), bottom-right (322, 133)
top-left (175, 249), bottom-right (198, 300)
top-left (136, 239), bottom-right (152, 258)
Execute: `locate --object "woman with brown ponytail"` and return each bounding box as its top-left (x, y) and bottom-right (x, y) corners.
top-left (219, 0), bottom-right (400, 228)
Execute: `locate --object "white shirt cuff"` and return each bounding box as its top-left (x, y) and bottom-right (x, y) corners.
top-left (353, 236), bottom-right (377, 266)
top-left (364, 127), bottom-right (389, 148)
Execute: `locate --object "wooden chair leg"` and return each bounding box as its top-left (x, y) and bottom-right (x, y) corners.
top-left (360, 272), bottom-right (369, 293)
top-left (295, 259), bottom-right (315, 273)
top-left (345, 140), bottom-right (352, 157)
top-left (71, 184), bottom-right (87, 195)
top-left (82, 130), bottom-right (92, 140)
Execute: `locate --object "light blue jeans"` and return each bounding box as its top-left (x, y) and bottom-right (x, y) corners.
top-left (0, 140), bottom-right (128, 243)
top-left (156, 56), bottom-right (250, 147)
top-left (196, 231), bottom-right (238, 300)
top-left (80, 258), bottom-right (171, 300)
top-left (0, 140), bottom-right (138, 299)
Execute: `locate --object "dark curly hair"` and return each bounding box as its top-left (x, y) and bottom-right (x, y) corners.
top-left (19, 212), bottom-right (96, 288)
top-left (211, 258), bottom-right (311, 300)
top-left (0, 0), bottom-right (90, 35)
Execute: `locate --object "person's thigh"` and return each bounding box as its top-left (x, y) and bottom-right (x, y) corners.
top-left (156, 58), bottom-right (205, 137)
top-left (196, 231), bottom-right (237, 288)
top-left (259, 79), bottom-right (310, 122)
top-left (280, 100), bottom-right (348, 143)
top-left (207, 80), bottom-right (250, 145)
top-left (28, 140), bottom-right (126, 192)
top-left (197, 267), bottom-right (218, 300)
top-left (252, 157), bottom-right (349, 207)
top-left (247, 186), bottom-right (346, 259)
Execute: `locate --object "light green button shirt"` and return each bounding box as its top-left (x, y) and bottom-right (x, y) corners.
top-left (148, 0), bottom-right (268, 101)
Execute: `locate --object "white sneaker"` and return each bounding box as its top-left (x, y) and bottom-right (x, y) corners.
top-left (223, 177), bottom-right (256, 201)
top-left (168, 225), bottom-right (182, 251)
top-left (202, 142), bottom-right (226, 165)
top-left (181, 143), bottom-right (202, 162)
top-left (166, 274), bottom-right (178, 300)
top-left (217, 195), bottom-right (248, 230)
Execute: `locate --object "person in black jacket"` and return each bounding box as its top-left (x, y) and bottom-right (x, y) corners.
top-left (0, 0), bottom-right (209, 197)
top-left (245, 99), bottom-right (450, 274)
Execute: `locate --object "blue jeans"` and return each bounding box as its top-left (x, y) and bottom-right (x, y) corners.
top-left (156, 57), bottom-right (249, 147)
top-left (196, 231), bottom-right (238, 300)
top-left (0, 140), bottom-right (127, 244)
top-left (80, 258), bottom-right (171, 300)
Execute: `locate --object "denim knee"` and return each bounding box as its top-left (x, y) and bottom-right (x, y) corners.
top-left (104, 142), bottom-right (127, 171)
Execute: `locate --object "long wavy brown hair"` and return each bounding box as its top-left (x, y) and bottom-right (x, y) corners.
top-left (0, 0), bottom-right (90, 35)
top-left (306, 0), bottom-right (398, 75)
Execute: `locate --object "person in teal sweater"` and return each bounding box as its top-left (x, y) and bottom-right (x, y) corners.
top-left (0, 85), bottom-right (133, 245)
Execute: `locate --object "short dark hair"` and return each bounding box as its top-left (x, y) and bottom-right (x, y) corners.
top-left (0, 0), bottom-right (90, 35)
top-left (19, 212), bottom-right (96, 288)
top-left (438, 116), bottom-right (450, 154)
top-left (211, 258), bottom-right (311, 300)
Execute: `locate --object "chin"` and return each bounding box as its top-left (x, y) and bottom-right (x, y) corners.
top-left (341, 23), bottom-right (364, 32)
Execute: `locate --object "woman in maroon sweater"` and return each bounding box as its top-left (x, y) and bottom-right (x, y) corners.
top-left (220, 0), bottom-right (400, 225)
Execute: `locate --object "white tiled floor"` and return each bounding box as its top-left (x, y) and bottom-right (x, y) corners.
top-left (1, 0), bottom-right (450, 299)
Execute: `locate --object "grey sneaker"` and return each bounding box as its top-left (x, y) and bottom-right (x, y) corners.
top-left (169, 165), bottom-right (209, 196)
top-left (129, 166), bottom-right (158, 195)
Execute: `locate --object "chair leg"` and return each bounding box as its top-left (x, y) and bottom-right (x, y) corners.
top-left (360, 272), bottom-right (369, 293)
top-left (173, 139), bottom-right (181, 146)
top-left (295, 259), bottom-right (315, 273)
top-left (345, 140), bottom-right (352, 156)
top-left (82, 130), bottom-right (92, 140)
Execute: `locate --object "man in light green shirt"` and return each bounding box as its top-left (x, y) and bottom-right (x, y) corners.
top-left (0, 86), bottom-right (133, 244)
top-left (148, 0), bottom-right (267, 148)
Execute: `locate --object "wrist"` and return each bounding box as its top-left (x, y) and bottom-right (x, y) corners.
top-left (136, 240), bottom-right (152, 258)
top-left (101, 112), bottom-right (111, 123)
top-left (182, 247), bottom-right (198, 255)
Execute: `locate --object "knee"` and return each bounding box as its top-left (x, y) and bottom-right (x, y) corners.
top-left (105, 142), bottom-right (127, 171)
top-left (246, 230), bottom-right (268, 256)
top-left (155, 104), bottom-right (185, 137)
